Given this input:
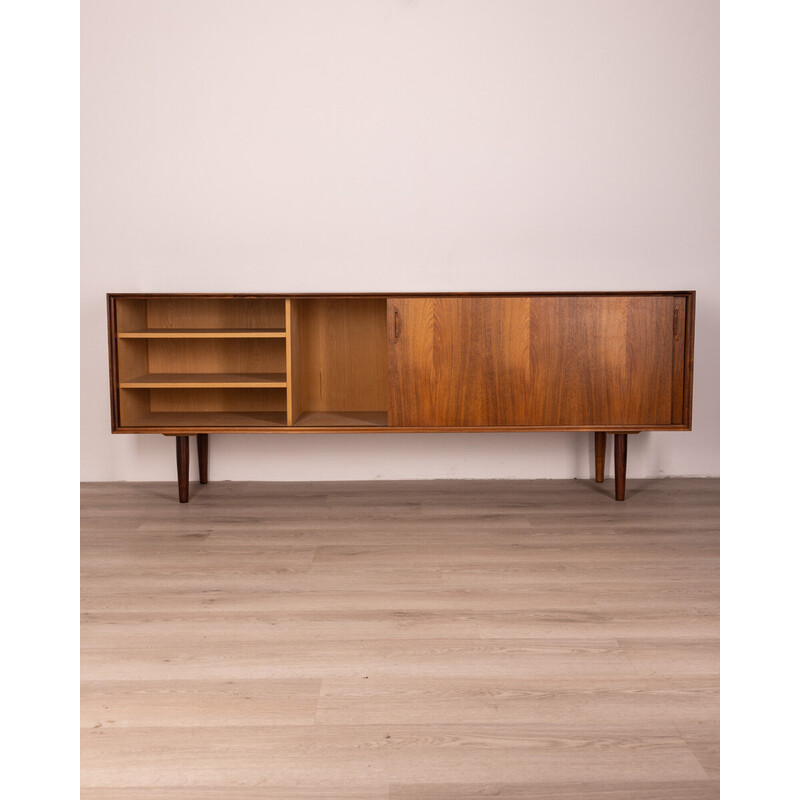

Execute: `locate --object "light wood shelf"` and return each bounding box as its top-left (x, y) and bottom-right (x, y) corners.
top-left (293, 411), bottom-right (388, 427)
top-left (125, 411), bottom-right (287, 428)
top-left (120, 373), bottom-right (288, 388)
top-left (118, 328), bottom-right (287, 339)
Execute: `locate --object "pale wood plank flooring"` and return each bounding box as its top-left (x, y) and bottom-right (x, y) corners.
top-left (81, 478), bottom-right (719, 799)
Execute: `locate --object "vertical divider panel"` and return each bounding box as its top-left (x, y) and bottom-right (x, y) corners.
top-left (286, 299), bottom-right (304, 425)
top-left (285, 299), bottom-right (293, 425)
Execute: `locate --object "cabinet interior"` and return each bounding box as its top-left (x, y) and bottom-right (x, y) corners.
top-left (114, 296), bottom-right (388, 428)
top-left (288, 298), bottom-right (388, 427)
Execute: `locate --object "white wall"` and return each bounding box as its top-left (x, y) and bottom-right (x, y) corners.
top-left (81, 0), bottom-right (719, 481)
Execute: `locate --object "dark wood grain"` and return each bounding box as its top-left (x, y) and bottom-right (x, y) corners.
top-left (107, 295), bottom-right (121, 431)
top-left (615, 433), bottom-right (628, 501)
top-left (175, 436), bottom-right (189, 503)
top-left (387, 295), bottom-right (684, 429)
top-left (113, 423), bottom-right (662, 434)
top-left (388, 297), bottom-right (533, 427)
top-left (671, 296), bottom-right (687, 424)
top-left (595, 432), bottom-right (606, 483)
top-left (529, 296), bottom-right (676, 426)
top-left (108, 291), bottom-right (695, 299)
top-left (683, 291), bottom-right (696, 429)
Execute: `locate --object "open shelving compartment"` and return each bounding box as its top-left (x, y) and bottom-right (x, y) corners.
top-left (287, 297), bottom-right (389, 427)
top-left (115, 297), bottom-right (290, 428)
top-left (112, 295), bottom-right (391, 430)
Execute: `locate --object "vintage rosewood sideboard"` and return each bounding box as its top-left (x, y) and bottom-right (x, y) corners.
top-left (107, 292), bottom-right (695, 503)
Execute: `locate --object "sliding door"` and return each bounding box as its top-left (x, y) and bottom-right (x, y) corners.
top-left (387, 295), bottom-right (687, 428)
top-left (528, 295), bottom-right (685, 426)
top-left (387, 297), bottom-right (533, 427)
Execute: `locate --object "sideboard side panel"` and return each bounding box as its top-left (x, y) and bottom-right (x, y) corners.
top-left (107, 295), bottom-right (121, 431)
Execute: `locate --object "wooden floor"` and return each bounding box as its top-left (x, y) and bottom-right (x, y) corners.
top-left (81, 478), bottom-right (719, 799)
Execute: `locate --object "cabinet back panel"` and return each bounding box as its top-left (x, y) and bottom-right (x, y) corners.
top-left (295, 299), bottom-right (388, 412)
top-left (115, 299), bottom-right (148, 333)
top-left (146, 339), bottom-right (286, 375)
top-left (146, 298), bottom-right (285, 329)
top-left (148, 388), bottom-right (286, 413)
top-left (117, 339), bottom-right (150, 383)
top-left (119, 387), bottom-right (150, 425)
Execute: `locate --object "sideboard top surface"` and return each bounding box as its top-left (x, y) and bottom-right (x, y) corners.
top-left (108, 291), bottom-right (695, 299)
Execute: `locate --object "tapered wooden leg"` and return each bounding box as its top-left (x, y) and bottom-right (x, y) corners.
top-left (614, 433), bottom-right (628, 501)
top-left (197, 434), bottom-right (209, 484)
top-left (176, 436), bottom-right (190, 503)
top-left (594, 432), bottom-right (606, 483)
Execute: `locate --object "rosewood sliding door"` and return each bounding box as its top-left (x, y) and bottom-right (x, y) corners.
top-left (387, 294), bottom-right (687, 429)
top-left (387, 297), bottom-right (534, 427)
top-left (527, 295), bottom-right (686, 426)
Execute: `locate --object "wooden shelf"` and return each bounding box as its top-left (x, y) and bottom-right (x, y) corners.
top-left (293, 411), bottom-right (388, 427)
top-left (118, 328), bottom-right (286, 338)
top-left (120, 373), bottom-right (287, 388)
top-left (125, 411), bottom-right (287, 428)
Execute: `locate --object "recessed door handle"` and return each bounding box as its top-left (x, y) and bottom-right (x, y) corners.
top-left (394, 308), bottom-right (401, 340)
